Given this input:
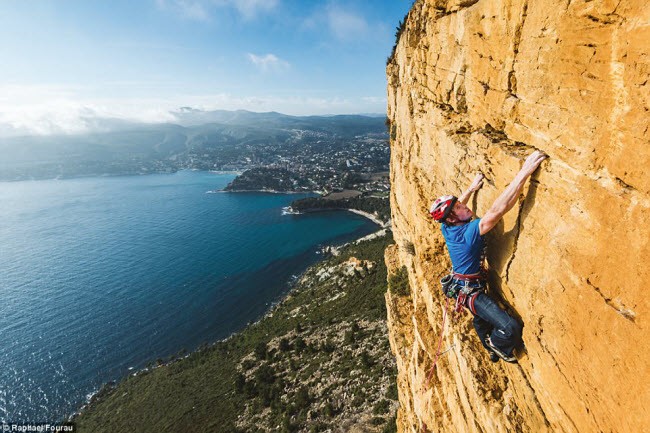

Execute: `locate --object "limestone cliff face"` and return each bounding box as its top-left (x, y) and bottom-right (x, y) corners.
top-left (384, 1), bottom-right (649, 432)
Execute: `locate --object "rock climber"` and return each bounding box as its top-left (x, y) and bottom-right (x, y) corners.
top-left (429, 150), bottom-right (547, 362)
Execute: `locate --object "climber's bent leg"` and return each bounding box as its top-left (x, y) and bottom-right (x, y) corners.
top-left (471, 293), bottom-right (522, 356)
top-left (472, 314), bottom-right (493, 352)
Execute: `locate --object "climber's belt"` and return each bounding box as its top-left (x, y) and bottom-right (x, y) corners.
top-left (440, 274), bottom-right (486, 315)
top-left (453, 278), bottom-right (485, 288)
top-left (452, 272), bottom-right (485, 281)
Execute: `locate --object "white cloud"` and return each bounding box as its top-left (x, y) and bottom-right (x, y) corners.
top-left (156, 0), bottom-right (210, 21)
top-left (247, 53), bottom-right (290, 72)
top-left (157, 0), bottom-right (278, 21)
top-left (215, 0), bottom-right (279, 20)
top-left (326, 4), bottom-right (369, 40)
top-left (301, 3), bottom-right (372, 42)
top-left (188, 94), bottom-right (385, 116)
top-left (361, 96), bottom-right (386, 105)
top-left (0, 84), bottom-right (385, 136)
top-left (0, 84), bottom-right (176, 136)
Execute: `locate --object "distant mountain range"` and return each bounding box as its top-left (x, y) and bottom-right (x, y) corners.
top-left (0, 110), bottom-right (387, 181)
top-left (172, 108), bottom-right (386, 126)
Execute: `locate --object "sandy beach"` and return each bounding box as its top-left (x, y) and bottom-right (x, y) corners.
top-left (346, 208), bottom-right (389, 228)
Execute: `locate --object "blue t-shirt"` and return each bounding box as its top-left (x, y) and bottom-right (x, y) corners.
top-left (441, 218), bottom-right (484, 274)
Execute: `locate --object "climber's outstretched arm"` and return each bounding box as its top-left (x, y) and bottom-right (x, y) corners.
top-left (479, 151), bottom-right (546, 236)
top-left (458, 173), bottom-right (484, 205)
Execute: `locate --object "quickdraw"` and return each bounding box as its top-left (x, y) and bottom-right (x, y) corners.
top-left (440, 274), bottom-right (485, 315)
top-left (456, 286), bottom-right (482, 315)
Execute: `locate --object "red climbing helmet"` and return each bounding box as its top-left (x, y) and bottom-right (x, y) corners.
top-left (429, 195), bottom-right (457, 222)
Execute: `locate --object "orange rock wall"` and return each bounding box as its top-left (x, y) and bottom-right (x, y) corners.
top-left (385, 1), bottom-right (649, 432)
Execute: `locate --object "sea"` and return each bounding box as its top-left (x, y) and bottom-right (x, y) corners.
top-left (0, 170), bottom-right (379, 422)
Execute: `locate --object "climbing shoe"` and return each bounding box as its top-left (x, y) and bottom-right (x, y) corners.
top-left (488, 351), bottom-right (500, 363)
top-left (486, 337), bottom-right (517, 363)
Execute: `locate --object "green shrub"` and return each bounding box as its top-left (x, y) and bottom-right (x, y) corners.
top-left (320, 339), bottom-right (336, 353)
top-left (294, 337), bottom-right (306, 353)
top-left (243, 380), bottom-right (257, 399)
top-left (373, 399), bottom-right (391, 415)
top-left (254, 342), bottom-right (268, 360)
top-left (387, 8), bottom-right (410, 65)
top-left (386, 382), bottom-right (398, 400)
top-left (382, 415), bottom-right (398, 433)
top-left (388, 266), bottom-right (410, 296)
top-left (259, 386), bottom-right (272, 407)
top-left (279, 338), bottom-right (292, 352)
top-left (294, 386), bottom-right (311, 410)
top-left (308, 422), bottom-right (326, 433)
top-left (323, 402), bottom-right (336, 418)
top-left (241, 359), bottom-right (256, 370)
top-left (360, 350), bottom-right (374, 369)
top-left (281, 414), bottom-right (298, 433)
top-left (255, 364), bottom-right (275, 384)
top-left (234, 373), bottom-right (246, 394)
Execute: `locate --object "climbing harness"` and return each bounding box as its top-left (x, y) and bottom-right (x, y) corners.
top-left (440, 273), bottom-right (487, 315)
top-left (452, 276), bottom-right (485, 315)
top-left (444, 242), bottom-right (489, 314)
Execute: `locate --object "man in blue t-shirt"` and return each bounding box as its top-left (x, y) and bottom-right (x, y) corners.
top-left (430, 151), bottom-right (546, 362)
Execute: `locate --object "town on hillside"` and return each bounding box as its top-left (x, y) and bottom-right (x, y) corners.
top-left (214, 131), bottom-right (390, 195)
top-left (221, 130), bottom-right (392, 223)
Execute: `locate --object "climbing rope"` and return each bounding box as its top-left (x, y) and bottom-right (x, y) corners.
top-left (424, 228), bottom-right (488, 387)
top-left (425, 242), bottom-right (489, 389)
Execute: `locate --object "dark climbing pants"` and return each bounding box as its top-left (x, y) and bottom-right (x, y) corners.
top-left (471, 292), bottom-right (522, 357)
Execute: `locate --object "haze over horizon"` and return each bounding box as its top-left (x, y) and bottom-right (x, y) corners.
top-left (0, 0), bottom-right (412, 137)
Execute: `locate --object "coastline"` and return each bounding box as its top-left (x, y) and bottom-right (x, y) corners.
top-left (221, 189), bottom-right (390, 231)
top-left (71, 212), bottom-right (386, 422)
top-left (207, 170), bottom-right (244, 175)
top-left (73, 231), bottom-right (397, 432)
top-left (345, 208), bottom-right (390, 228)
top-left (1, 169), bottom-right (240, 184)
top-left (219, 188), bottom-right (321, 195)
top-left (284, 205), bottom-right (390, 229)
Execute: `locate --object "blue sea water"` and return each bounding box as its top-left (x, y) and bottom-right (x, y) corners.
top-left (0, 170), bottom-right (379, 422)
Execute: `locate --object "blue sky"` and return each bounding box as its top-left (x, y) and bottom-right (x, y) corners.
top-left (0, 0), bottom-right (412, 135)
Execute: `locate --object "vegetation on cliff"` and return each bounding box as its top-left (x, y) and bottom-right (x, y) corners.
top-left (73, 233), bottom-right (398, 433)
top-left (223, 167), bottom-right (312, 192)
top-left (388, 266), bottom-right (410, 297)
top-left (291, 195), bottom-right (391, 224)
